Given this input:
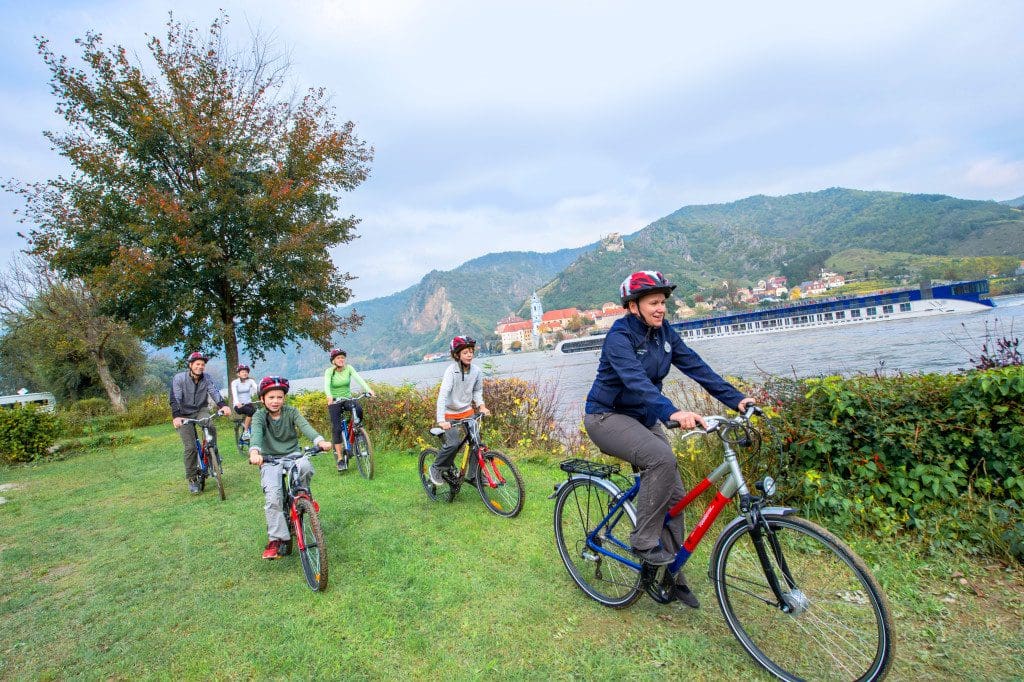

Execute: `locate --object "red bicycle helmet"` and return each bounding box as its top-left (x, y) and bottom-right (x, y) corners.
top-left (236, 364), bottom-right (250, 372)
top-left (619, 271), bottom-right (676, 306)
top-left (186, 351), bottom-right (209, 364)
top-left (329, 348), bottom-right (347, 360)
top-left (450, 335), bottom-right (476, 358)
top-left (258, 376), bottom-right (290, 397)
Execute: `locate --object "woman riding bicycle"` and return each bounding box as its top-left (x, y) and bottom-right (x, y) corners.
top-left (324, 349), bottom-right (374, 472)
top-left (584, 271), bottom-right (754, 608)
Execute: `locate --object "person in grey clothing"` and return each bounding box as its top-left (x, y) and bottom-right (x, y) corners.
top-left (169, 351), bottom-right (231, 494)
top-left (428, 336), bottom-right (490, 485)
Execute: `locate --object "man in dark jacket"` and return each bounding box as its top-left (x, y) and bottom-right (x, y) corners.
top-left (169, 352), bottom-right (231, 494)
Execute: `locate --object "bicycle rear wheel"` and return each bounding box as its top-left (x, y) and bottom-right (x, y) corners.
top-left (295, 497), bottom-right (328, 592)
top-left (476, 450), bottom-right (524, 518)
top-left (234, 421), bottom-right (246, 457)
top-left (418, 448), bottom-right (455, 503)
top-left (710, 513), bottom-right (893, 682)
top-left (353, 428), bottom-right (374, 479)
top-left (553, 478), bottom-right (643, 608)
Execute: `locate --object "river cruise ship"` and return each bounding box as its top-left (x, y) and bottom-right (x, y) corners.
top-left (557, 280), bottom-right (994, 353)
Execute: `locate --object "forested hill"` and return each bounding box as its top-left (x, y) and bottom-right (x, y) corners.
top-left (537, 188), bottom-right (1024, 310)
top-left (260, 245), bottom-right (594, 373)
top-left (1003, 195), bottom-right (1024, 208)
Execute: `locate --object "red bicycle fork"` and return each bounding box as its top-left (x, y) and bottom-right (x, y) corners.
top-left (288, 494), bottom-right (319, 551)
top-left (475, 448), bottom-right (506, 488)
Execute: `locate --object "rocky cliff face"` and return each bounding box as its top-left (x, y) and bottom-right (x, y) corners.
top-left (404, 286), bottom-right (459, 334)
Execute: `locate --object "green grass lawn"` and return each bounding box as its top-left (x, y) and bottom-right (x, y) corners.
top-left (1, 425), bottom-right (1022, 680)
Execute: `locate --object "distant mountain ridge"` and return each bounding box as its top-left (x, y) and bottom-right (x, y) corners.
top-left (265, 187), bottom-right (1024, 374)
top-left (1002, 194), bottom-right (1024, 208)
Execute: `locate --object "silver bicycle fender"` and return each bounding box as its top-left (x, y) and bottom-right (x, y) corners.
top-left (548, 474), bottom-right (625, 500)
top-left (719, 506), bottom-right (797, 536)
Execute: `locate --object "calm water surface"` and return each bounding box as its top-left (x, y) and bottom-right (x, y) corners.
top-left (293, 294), bottom-right (1024, 419)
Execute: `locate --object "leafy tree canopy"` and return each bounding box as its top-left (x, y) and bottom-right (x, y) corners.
top-left (7, 12), bottom-right (372, 381)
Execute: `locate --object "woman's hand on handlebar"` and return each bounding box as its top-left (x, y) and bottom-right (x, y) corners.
top-left (737, 397), bottom-right (757, 414)
top-left (248, 448), bottom-right (263, 466)
top-left (669, 410), bottom-right (707, 430)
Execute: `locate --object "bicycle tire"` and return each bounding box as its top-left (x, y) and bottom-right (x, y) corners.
top-left (210, 445), bottom-right (226, 501)
top-left (710, 512), bottom-right (894, 682)
top-left (295, 497), bottom-right (328, 592)
top-left (353, 428), bottom-right (374, 480)
top-left (475, 450), bottom-right (524, 518)
top-left (234, 420), bottom-right (246, 457)
top-left (418, 448), bottom-right (455, 503)
top-left (553, 478), bottom-right (643, 608)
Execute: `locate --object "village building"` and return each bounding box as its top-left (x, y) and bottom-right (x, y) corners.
top-left (495, 320), bottom-right (534, 352)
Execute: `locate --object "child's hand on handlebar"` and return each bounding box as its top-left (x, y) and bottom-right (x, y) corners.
top-left (317, 440), bottom-right (332, 451)
top-left (670, 410), bottom-right (707, 430)
top-left (248, 449), bottom-right (263, 466)
top-left (438, 421), bottom-right (451, 430)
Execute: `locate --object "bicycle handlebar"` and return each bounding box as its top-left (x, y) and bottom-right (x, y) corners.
top-left (181, 414), bottom-right (224, 426)
top-left (260, 446), bottom-right (323, 465)
top-left (665, 405), bottom-right (763, 436)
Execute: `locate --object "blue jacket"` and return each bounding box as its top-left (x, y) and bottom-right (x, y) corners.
top-left (585, 314), bottom-right (745, 427)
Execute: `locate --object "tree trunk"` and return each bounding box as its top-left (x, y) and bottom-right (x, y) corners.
top-left (90, 349), bottom-right (127, 413)
top-left (221, 310), bottom-right (239, 399)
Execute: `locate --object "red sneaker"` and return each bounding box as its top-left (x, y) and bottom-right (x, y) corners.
top-left (262, 540), bottom-right (281, 560)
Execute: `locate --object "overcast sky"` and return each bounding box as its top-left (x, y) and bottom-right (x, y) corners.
top-left (1, 1), bottom-right (1022, 301)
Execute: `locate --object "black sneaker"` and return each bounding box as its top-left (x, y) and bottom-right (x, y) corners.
top-left (337, 459), bottom-right (348, 472)
top-left (633, 545), bottom-right (675, 565)
top-left (188, 479), bottom-right (201, 494)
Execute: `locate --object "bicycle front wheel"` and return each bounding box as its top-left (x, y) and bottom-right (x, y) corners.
top-left (418, 448), bottom-right (455, 503)
top-left (710, 513), bottom-right (893, 682)
top-left (553, 478), bottom-right (643, 608)
top-left (353, 429), bottom-right (374, 479)
top-left (234, 421), bottom-right (246, 457)
top-left (296, 497), bottom-right (328, 592)
top-left (476, 450), bottom-right (524, 518)
top-left (210, 446), bottom-right (226, 501)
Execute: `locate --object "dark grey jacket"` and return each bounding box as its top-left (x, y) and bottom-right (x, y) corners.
top-left (169, 371), bottom-right (227, 418)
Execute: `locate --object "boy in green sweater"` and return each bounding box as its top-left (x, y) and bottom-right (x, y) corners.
top-left (248, 376), bottom-right (331, 560)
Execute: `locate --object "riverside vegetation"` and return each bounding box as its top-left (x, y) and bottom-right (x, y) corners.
top-left (1, 372), bottom-right (1022, 677)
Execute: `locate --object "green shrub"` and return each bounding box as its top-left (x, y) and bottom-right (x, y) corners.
top-left (0, 405), bottom-right (60, 464)
top-left (777, 367), bottom-right (1024, 562)
top-left (117, 394), bottom-right (171, 429)
top-left (291, 390), bottom-right (331, 438)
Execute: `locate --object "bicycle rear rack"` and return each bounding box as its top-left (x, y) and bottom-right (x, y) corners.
top-left (559, 458), bottom-right (619, 478)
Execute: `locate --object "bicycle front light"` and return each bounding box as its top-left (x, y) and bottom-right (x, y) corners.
top-left (758, 476), bottom-right (776, 497)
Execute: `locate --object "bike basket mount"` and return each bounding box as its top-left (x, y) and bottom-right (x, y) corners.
top-left (559, 458), bottom-right (620, 478)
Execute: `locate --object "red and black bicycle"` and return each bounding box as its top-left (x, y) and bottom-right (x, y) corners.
top-left (261, 447), bottom-right (329, 592)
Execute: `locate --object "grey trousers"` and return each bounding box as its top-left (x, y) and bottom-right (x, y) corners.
top-left (584, 412), bottom-right (686, 555)
top-left (260, 455), bottom-right (314, 541)
top-left (175, 406), bottom-right (214, 481)
top-left (434, 427), bottom-right (479, 478)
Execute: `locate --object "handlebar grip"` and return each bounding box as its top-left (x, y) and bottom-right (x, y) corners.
top-left (665, 420), bottom-right (680, 430)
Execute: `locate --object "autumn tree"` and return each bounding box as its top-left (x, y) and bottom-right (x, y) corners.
top-left (8, 13), bottom-right (372, 387)
top-left (0, 255), bottom-right (144, 410)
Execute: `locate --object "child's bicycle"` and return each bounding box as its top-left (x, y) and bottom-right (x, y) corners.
top-left (333, 393), bottom-right (374, 479)
top-left (418, 413), bottom-right (525, 518)
top-left (182, 414), bottom-right (226, 501)
top-left (551, 408), bottom-right (893, 682)
top-left (261, 446), bottom-right (329, 592)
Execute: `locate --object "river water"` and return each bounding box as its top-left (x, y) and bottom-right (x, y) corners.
top-left (293, 294), bottom-right (1024, 419)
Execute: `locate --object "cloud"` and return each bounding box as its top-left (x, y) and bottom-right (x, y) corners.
top-left (962, 158), bottom-right (1024, 195)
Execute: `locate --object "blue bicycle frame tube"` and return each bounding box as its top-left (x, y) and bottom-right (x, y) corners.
top-left (585, 477), bottom-right (644, 571)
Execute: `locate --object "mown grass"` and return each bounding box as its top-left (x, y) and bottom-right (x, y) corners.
top-left (1, 425), bottom-right (1022, 680)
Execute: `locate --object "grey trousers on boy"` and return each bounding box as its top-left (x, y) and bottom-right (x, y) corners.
top-left (260, 456), bottom-right (314, 541)
top-left (583, 412), bottom-right (686, 555)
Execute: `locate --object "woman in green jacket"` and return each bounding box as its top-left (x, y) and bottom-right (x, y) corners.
top-left (324, 349), bottom-right (374, 472)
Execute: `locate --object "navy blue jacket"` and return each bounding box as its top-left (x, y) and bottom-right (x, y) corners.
top-left (585, 314), bottom-right (745, 427)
